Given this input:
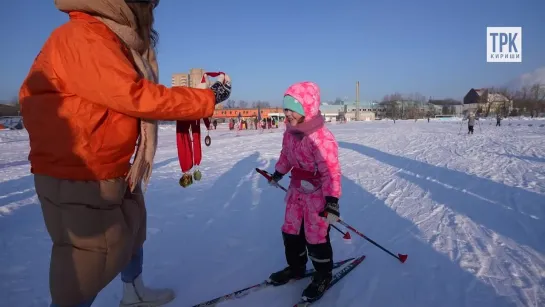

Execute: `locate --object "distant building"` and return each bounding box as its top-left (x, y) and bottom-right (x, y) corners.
top-left (342, 101), bottom-right (384, 113)
top-left (377, 100), bottom-right (429, 119)
top-left (212, 107), bottom-right (285, 122)
top-left (319, 101), bottom-right (383, 121)
top-left (171, 73), bottom-right (189, 87)
top-left (428, 99), bottom-right (463, 116)
top-left (463, 88), bottom-right (512, 116)
top-left (344, 111), bottom-right (375, 121)
top-left (171, 68), bottom-right (206, 87)
top-left (188, 68), bottom-right (205, 87)
top-left (319, 104), bottom-right (343, 122)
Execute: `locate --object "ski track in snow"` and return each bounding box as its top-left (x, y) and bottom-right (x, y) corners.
top-left (0, 119), bottom-right (544, 307)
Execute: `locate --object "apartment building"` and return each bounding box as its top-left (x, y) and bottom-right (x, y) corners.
top-left (171, 68), bottom-right (206, 87)
top-left (171, 73), bottom-right (189, 87)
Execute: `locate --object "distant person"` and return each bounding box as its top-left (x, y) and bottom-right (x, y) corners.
top-left (213, 119), bottom-right (218, 129)
top-left (466, 113), bottom-right (476, 134)
top-left (267, 81), bottom-right (341, 303)
top-left (496, 115), bottom-right (501, 127)
top-left (19, 1), bottom-right (231, 306)
top-left (229, 118), bottom-right (235, 130)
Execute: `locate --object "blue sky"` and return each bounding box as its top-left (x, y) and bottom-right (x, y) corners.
top-left (1, 0), bottom-right (544, 104)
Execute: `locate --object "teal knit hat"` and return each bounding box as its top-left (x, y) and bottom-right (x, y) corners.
top-left (283, 95), bottom-right (305, 116)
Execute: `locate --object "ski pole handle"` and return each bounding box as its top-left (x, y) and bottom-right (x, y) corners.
top-left (255, 168), bottom-right (288, 192)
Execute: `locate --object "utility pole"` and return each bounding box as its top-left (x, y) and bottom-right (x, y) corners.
top-left (356, 81), bottom-right (360, 121)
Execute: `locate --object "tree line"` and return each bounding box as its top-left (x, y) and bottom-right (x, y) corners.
top-left (379, 92), bottom-right (443, 119)
top-left (485, 84), bottom-right (545, 117)
top-left (378, 83), bottom-right (545, 119)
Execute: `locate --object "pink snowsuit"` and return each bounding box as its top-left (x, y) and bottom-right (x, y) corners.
top-left (275, 82), bottom-right (342, 245)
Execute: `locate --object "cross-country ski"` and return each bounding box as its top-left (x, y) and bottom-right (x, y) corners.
top-left (192, 257), bottom-right (355, 307)
top-left (293, 254), bottom-right (366, 307)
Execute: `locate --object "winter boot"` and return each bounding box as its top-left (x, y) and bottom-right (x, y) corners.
top-left (119, 274), bottom-right (175, 307)
top-left (268, 265), bottom-right (306, 286)
top-left (269, 231), bottom-right (309, 286)
top-left (303, 240), bottom-right (334, 302)
top-left (302, 271), bottom-right (332, 302)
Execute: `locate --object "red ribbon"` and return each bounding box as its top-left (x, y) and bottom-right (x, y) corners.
top-left (175, 72), bottom-right (223, 173)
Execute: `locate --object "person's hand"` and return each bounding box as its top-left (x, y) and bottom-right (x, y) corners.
top-left (210, 74), bottom-right (231, 104)
top-left (269, 170), bottom-right (284, 187)
top-left (320, 197), bottom-right (340, 224)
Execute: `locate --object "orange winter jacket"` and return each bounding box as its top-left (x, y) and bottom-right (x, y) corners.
top-left (19, 12), bottom-right (216, 181)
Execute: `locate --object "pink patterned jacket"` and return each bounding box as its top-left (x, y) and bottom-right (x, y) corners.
top-left (275, 81), bottom-right (342, 200)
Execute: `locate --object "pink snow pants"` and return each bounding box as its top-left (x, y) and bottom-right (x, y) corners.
top-left (281, 185), bottom-right (329, 245)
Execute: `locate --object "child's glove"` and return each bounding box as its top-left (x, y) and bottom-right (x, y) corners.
top-left (321, 196), bottom-right (340, 224)
top-left (269, 170), bottom-right (284, 187)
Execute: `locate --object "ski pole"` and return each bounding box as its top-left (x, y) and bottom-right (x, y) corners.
top-left (458, 119), bottom-right (463, 135)
top-left (255, 168), bottom-right (288, 192)
top-left (255, 168), bottom-right (351, 240)
top-left (320, 212), bottom-right (408, 263)
top-left (331, 224), bottom-right (351, 240)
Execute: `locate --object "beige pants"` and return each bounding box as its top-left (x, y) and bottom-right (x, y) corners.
top-left (34, 174), bottom-right (147, 306)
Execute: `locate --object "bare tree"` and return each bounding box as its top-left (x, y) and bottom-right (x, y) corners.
top-left (381, 93), bottom-right (407, 119)
top-left (380, 101), bottom-right (400, 119)
top-left (222, 99), bottom-right (236, 109)
top-left (507, 83), bottom-right (545, 117)
top-left (251, 100), bottom-right (271, 108)
top-left (237, 100), bottom-right (248, 108)
top-left (382, 92), bottom-right (403, 103)
top-left (490, 87), bottom-right (517, 117)
top-left (528, 84), bottom-right (545, 116)
top-left (404, 101), bottom-right (420, 119)
top-left (406, 92), bottom-right (427, 104)
top-left (426, 103), bottom-right (437, 117)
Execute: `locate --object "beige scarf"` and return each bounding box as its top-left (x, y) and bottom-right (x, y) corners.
top-left (55, 0), bottom-right (159, 193)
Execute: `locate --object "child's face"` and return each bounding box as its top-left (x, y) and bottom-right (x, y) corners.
top-left (284, 109), bottom-right (304, 125)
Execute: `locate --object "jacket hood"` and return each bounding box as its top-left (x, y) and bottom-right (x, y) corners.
top-left (284, 81), bottom-right (322, 122)
top-left (54, 0), bottom-right (137, 29)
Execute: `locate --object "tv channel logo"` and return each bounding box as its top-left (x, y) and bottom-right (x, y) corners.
top-left (487, 27), bottom-right (522, 62)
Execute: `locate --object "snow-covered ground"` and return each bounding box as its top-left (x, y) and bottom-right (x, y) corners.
top-left (1, 120), bottom-right (544, 307)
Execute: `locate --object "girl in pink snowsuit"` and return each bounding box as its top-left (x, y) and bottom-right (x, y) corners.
top-left (268, 81), bottom-right (342, 303)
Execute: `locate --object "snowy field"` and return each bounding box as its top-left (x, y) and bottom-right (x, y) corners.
top-left (1, 119), bottom-right (544, 307)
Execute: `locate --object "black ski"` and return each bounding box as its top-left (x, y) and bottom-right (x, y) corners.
top-left (192, 257), bottom-right (355, 307)
top-left (292, 254), bottom-right (366, 306)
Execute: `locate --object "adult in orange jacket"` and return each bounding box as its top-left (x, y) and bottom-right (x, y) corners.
top-left (18, 0), bottom-right (231, 306)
